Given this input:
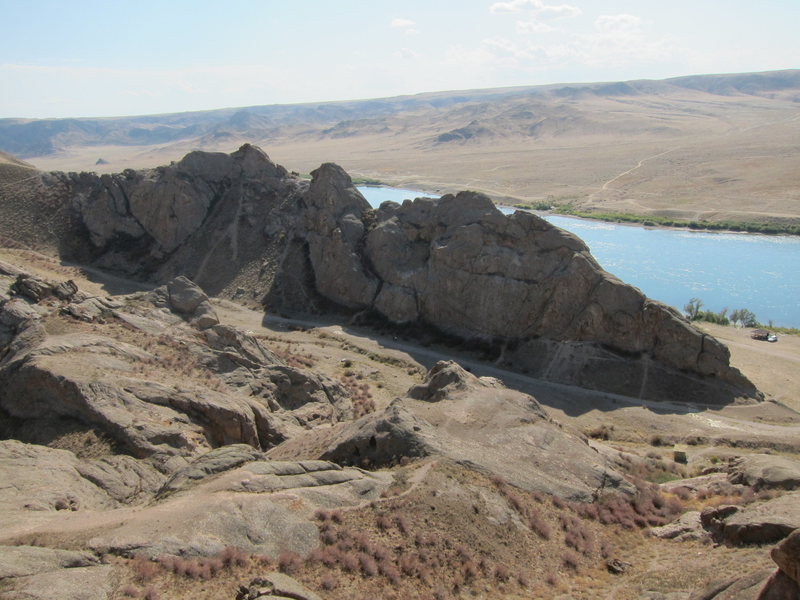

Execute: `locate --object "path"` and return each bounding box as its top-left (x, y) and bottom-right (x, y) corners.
top-left (599, 148), bottom-right (677, 192)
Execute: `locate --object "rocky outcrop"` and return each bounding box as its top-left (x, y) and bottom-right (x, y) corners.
top-left (728, 454), bottom-right (800, 491)
top-left (319, 360), bottom-right (632, 501)
top-left (236, 574), bottom-right (322, 600)
top-left (771, 529), bottom-right (800, 590)
top-left (148, 275), bottom-right (220, 329)
top-left (0, 145), bottom-right (758, 403)
top-left (0, 273), bottom-right (352, 473)
top-left (0, 546), bottom-right (99, 579)
top-left (690, 528), bottom-right (800, 600)
top-left (701, 493), bottom-right (800, 545)
top-left (270, 162), bottom-right (758, 404)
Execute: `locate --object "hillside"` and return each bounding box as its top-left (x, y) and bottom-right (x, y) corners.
top-left (0, 145), bottom-right (799, 599)
top-left (3, 69), bottom-right (800, 228)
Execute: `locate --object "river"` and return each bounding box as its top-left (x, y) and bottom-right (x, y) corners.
top-left (357, 186), bottom-right (800, 328)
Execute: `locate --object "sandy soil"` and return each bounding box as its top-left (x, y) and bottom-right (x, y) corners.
top-left (698, 322), bottom-right (800, 412)
top-left (23, 91), bottom-right (800, 226)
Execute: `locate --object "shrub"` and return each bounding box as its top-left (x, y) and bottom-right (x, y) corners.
top-left (340, 552), bottom-right (360, 573)
top-left (277, 551), bottom-right (303, 575)
top-left (528, 511), bottom-right (551, 540)
top-left (376, 514), bottom-right (392, 530)
top-left (131, 555), bottom-right (160, 583)
top-left (320, 573), bottom-right (338, 590)
top-left (120, 585), bottom-right (139, 597)
top-left (494, 563), bottom-right (510, 581)
top-left (563, 550), bottom-right (580, 571)
top-left (219, 546), bottom-right (248, 568)
top-left (143, 587), bottom-right (160, 600)
top-left (359, 552), bottom-right (379, 577)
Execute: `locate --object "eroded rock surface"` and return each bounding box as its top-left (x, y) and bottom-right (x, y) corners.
top-left (0, 145), bottom-right (758, 403)
top-left (701, 493), bottom-right (800, 545)
top-left (320, 360), bottom-right (632, 501)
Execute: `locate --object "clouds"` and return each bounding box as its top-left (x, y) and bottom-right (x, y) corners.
top-left (490, 0), bottom-right (581, 38)
top-left (490, 0), bottom-right (581, 19)
top-left (481, 3), bottom-right (676, 73)
top-left (390, 17), bottom-right (419, 35)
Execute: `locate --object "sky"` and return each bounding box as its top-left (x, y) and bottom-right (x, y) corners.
top-left (1, 0), bottom-right (798, 119)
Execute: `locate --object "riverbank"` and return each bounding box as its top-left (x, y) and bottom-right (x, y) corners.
top-left (504, 202), bottom-right (800, 237)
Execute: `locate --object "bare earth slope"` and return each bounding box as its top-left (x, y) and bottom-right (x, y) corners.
top-left (6, 70), bottom-right (800, 227)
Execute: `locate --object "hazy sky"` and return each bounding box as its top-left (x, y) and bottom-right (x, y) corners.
top-left (1, 0), bottom-right (798, 119)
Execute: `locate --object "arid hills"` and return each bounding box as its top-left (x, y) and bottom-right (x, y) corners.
top-left (0, 141), bottom-right (799, 600)
top-left (3, 69), bottom-right (800, 229)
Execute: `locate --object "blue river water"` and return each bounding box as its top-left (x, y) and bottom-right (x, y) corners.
top-left (357, 186), bottom-right (800, 328)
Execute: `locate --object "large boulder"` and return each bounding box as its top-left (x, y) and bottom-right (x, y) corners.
top-left (728, 454), bottom-right (800, 491)
top-left (701, 493), bottom-right (800, 545)
top-left (0, 546), bottom-right (99, 579)
top-left (269, 166), bottom-right (758, 404)
top-left (771, 528), bottom-right (800, 587)
top-left (0, 145), bottom-right (758, 403)
top-left (320, 360), bottom-right (632, 501)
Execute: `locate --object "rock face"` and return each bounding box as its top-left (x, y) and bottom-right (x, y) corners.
top-left (728, 454), bottom-right (800, 491)
top-left (701, 493), bottom-right (800, 545)
top-left (271, 163), bottom-right (758, 404)
top-left (0, 145), bottom-right (758, 403)
top-left (0, 273), bottom-right (353, 475)
top-left (319, 360), bottom-right (632, 501)
top-left (690, 528), bottom-right (800, 600)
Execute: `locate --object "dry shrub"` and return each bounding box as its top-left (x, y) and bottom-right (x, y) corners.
top-left (562, 550), bottom-right (580, 571)
top-left (376, 514), bottom-right (392, 530)
top-left (143, 587), bottom-right (160, 600)
top-left (393, 514), bottom-right (410, 535)
top-left (320, 573), bottom-right (338, 590)
top-left (120, 584), bottom-right (139, 597)
top-left (219, 546), bottom-right (248, 568)
top-left (358, 552), bottom-right (379, 577)
top-left (528, 511), bottom-right (551, 540)
top-left (277, 551), bottom-right (303, 575)
top-left (494, 563), bottom-right (511, 582)
top-left (340, 551), bottom-right (360, 573)
top-left (131, 555), bottom-right (160, 583)
top-left (380, 560), bottom-right (401, 585)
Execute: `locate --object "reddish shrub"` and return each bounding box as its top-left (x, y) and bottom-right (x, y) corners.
top-left (314, 509), bottom-right (330, 522)
top-left (341, 552), bottom-right (360, 573)
top-left (394, 514), bottom-right (410, 535)
top-left (359, 552), bottom-right (379, 577)
top-left (320, 529), bottom-right (337, 545)
top-left (120, 585), bottom-right (139, 597)
top-left (320, 573), bottom-right (338, 590)
top-left (131, 556), bottom-right (160, 583)
top-left (277, 551), bottom-right (303, 575)
top-left (494, 563), bottom-right (510, 581)
top-left (143, 587), bottom-right (160, 600)
top-left (528, 512), bottom-right (551, 540)
top-left (562, 550), bottom-right (580, 571)
top-left (462, 560), bottom-right (479, 581)
top-left (376, 514), bottom-right (392, 530)
top-left (400, 554), bottom-right (419, 576)
top-left (219, 546), bottom-right (248, 568)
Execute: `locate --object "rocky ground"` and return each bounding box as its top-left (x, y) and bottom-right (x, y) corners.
top-left (0, 250), bottom-right (798, 600)
top-left (0, 145), bottom-right (798, 599)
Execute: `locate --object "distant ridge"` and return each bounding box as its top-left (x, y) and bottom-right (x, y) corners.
top-left (1, 69), bottom-right (798, 158)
